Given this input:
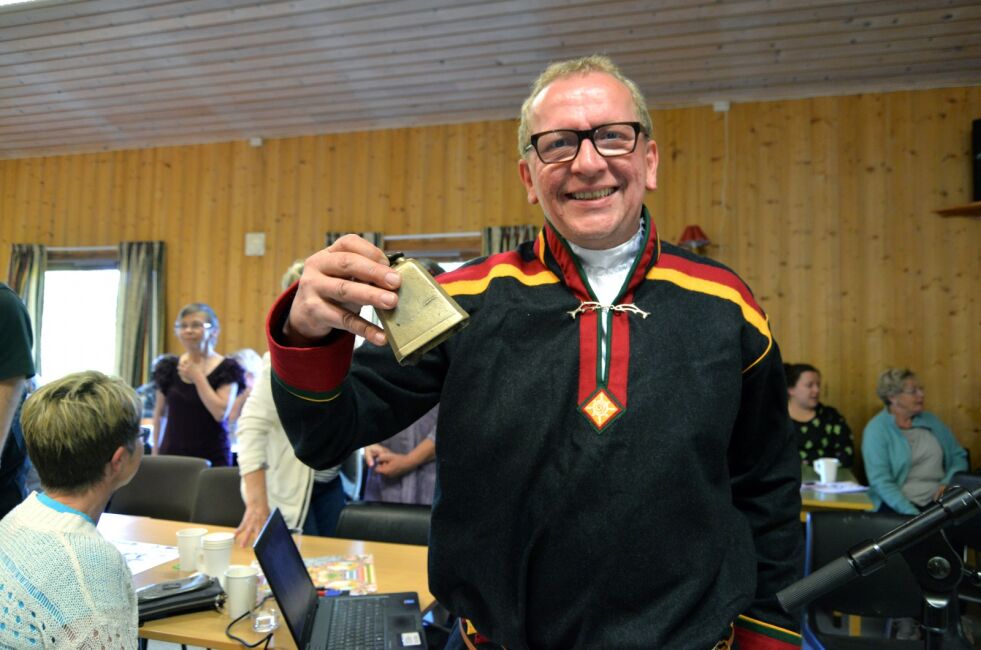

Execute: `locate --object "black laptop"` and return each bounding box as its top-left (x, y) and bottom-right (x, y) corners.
top-left (253, 508), bottom-right (427, 650)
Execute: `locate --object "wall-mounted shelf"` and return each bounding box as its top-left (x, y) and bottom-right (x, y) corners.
top-left (934, 201), bottom-right (981, 217)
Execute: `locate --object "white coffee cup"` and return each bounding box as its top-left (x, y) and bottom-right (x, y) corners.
top-left (176, 527), bottom-right (208, 572)
top-left (201, 532), bottom-right (235, 588)
top-left (224, 565), bottom-right (258, 620)
top-left (814, 457), bottom-right (840, 484)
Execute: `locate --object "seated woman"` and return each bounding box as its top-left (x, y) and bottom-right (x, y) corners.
top-left (0, 371), bottom-right (143, 648)
top-left (784, 363), bottom-right (854, 467)
top-left (152, 302), bottom-right (246, 466)
top-left (862, 368), bottom-right (968, 514)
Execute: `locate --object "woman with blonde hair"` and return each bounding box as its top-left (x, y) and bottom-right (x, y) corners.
top-left (862, 368), bottom-right (967, 514)
top-left (152, 302), bottom-right (246, 466)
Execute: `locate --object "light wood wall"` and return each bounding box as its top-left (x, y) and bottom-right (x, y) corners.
top-left (1, 86), bottom-right (979, 467)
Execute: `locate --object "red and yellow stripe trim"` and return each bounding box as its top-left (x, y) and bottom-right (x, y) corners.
top-left (440, 250), bottom-right (559, 297)
top-left (648, 254), bottom-right (772, 371)
top-left (734, 615), bottom-right (801, 649)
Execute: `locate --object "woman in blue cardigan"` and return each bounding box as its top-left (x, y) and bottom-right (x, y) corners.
top-left (862, 368), bottom-right (968, 514)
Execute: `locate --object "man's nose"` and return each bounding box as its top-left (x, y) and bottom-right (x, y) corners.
top-left (571, 138), bottom-right (607, 174)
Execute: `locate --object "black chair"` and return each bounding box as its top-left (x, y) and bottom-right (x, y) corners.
top-left (801, 510), bottom-right (973, 649)
top-left (190, 466), bottom-right (246, 527)
top-left (947, 472), bottom-right (981, 607)
top-left (333, 501), bottom-right (431, 546)
top-left (107, 455), bottom-right (210, 520)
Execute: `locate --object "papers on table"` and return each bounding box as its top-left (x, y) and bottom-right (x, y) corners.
top-left (109, 539), bottom-right (180, 575)
top-left (802, 481), bottom-right (868, 494)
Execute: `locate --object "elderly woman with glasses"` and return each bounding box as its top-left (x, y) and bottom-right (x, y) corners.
top-left (862, 368), bottom-right (967, 514)
top-left (151, 302), bottom-right (246, 466)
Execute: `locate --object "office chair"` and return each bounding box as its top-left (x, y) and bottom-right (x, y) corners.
top-left (801, 510), bottom-right (973, 649)
top-left (190, 466), bottom-right (247, 527)
top-left (107, 455), bottom-right (210, 520)
top-left (333, 501), bottom-right (431, 546)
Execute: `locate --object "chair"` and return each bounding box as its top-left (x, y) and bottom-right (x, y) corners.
top-left (190, 466), bottom-right (247, 527)
top-left (107, 455), bottom-right (210, 521)
top-left (333, 501), bottom-right (431, 546)
top-left (802, 510), bottom-right (972, 649)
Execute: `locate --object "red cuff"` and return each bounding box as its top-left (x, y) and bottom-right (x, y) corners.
top-left (265, 283), bottom-right (355, 397)
top-left (734, 616), bottom-right (801, 649)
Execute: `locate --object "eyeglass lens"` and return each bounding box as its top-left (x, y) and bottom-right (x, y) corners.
top-left (532, 122), bottom-right (641, 163)
top-left (175, 321), bottom-right (209, 331)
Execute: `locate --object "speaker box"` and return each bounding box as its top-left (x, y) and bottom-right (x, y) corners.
top-left (973, 119), bottom-right (981, 202)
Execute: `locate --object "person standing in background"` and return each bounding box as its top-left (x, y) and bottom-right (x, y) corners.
top-left (233, 262), bottom-right (350, 547)
top-left (0, 282), bottom-right (35, 518)
top-left (152, 302), bottom-right (245, 466)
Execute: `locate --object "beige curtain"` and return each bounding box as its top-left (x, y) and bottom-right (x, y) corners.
top-left (325, 232), bottom-right (384, 248)
top-left (115, 241), bottom-right (165, 387)
top-left (482, 225), bottom-right (539, 255)
top-left (7, 244), bottom-right (47, 373)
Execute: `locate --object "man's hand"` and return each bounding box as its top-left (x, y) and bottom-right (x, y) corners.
top-left (284, 235), bottom-right (402, 347)
top-left (235, 502), bottom-right (272, 548)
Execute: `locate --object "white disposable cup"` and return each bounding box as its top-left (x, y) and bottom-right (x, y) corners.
top-left (224, 565), bottom-right (258, 620)
top-left (176, 527), bottom-right (208, 572)
top-left (201, 532), bottom-right (235, 588)
top-left (814, 457), bottom-right (840, 483)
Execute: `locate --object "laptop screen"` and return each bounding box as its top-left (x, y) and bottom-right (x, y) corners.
top-left (253, 508), bottom-right (319, 646)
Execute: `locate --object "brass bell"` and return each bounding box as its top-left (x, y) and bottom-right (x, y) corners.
top-left (376, 252), bottom-right (469, 365)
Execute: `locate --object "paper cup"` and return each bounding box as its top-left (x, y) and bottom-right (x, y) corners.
top-left (224, 565), bottom-right (258, 620)
top-left (201, 532), bottom-right (235, 588)
top-left (814, 457), bottom-right (839, 483)
top-left (176, 527), bottom-right (208, 572)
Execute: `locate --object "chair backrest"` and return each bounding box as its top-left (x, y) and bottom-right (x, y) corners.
top-left (333, 502), bottom-right (431, 546)
top-left (946, 471), bottom-right (981, 553)
top-left (806, 511), bottom-right (923, 619)
top-left (107, 454), bottom-right (210, 520)
top-left (190, 466), bottom-right (247, 527)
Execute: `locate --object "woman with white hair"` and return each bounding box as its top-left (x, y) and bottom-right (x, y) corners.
top-left (862, 368), bottom-right (967, 514)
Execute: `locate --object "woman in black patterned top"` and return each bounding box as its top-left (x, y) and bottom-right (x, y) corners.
top-left (785, 363), bottom-right (854, 467)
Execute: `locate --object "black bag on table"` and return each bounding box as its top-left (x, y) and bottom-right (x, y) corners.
top-left (136, 574), bottom-right (224, 624)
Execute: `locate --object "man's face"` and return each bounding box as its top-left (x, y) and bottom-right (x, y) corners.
top-left (518, 72), bottom-right (658, 250)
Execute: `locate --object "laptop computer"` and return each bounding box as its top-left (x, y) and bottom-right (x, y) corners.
top-left (253, 508), bottom-right (427, 650)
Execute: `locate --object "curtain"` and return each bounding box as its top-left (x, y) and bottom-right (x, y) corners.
top-left (115, 241), bottom-right (165, 387)
top-left (325, 232), bottom-right (384, 248)
top-left (7, 244), bottom-right (47, 374)
top-left (482, 225), bottom-right (539, 256)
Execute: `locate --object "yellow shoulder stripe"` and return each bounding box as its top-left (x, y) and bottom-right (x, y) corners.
top-left (647, 267), bottom-right (772, 372)
top-left (443, 264), bottom-right (559, 296)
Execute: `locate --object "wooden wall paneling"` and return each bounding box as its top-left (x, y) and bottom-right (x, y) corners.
top-left (387, 129), bottom-right (408, 236)
top-left (809, 96), bottom-right (843, 410)
top-left (443, 123), bottom-right (465, 234)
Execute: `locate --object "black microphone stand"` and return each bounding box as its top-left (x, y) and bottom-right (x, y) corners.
top-left (777, 484), bottom-right (981, 649)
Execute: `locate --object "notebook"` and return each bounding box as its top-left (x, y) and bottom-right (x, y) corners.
top-left (253, 508), bottom-right (427, 650)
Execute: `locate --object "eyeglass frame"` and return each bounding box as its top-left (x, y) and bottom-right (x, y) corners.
top-left (899, 386), bottom-right (925, 395)
top-left (522, 121), bottom-right (648, 164)
top-left (173, 321), bottom-right (213, 332)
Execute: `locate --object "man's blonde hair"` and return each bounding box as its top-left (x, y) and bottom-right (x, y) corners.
top-left (21, 371), bottom-right (141, 493)
top-left (517, 54), bottom-right (653, 158)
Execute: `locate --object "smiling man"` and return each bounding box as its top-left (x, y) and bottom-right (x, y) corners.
top-left (266, 55), bottom-right (802, 649)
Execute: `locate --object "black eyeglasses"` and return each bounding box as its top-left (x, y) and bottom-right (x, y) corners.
top-left (524, 122), bottom-right (647, 164)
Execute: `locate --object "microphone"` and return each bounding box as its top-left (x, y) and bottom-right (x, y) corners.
top-left (777, 483), bottom-right (981, 613)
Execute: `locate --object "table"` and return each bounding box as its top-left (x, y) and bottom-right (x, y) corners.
top-left (800, 488), bottom-right (874, 521)
top-left (97, 513), bottom-right (433, 650)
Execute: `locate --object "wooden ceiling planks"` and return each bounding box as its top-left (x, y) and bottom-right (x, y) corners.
top-left (1, 0), bottom-right (979, 159)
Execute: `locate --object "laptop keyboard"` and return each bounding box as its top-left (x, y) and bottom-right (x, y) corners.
top-left (325, 597), bottom-right (386, 649)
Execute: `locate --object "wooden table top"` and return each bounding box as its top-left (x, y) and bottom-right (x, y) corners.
top-left (97, 513), bottom-right (433, 650)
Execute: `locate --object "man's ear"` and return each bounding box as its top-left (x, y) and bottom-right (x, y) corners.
top-left (645, 139), bottom-right (659, 191)
top-left (518, 158), bottom-right (539, 205)
top-left (106, 446), bottom-right (127, 479)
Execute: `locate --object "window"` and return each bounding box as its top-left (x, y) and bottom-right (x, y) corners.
top-left (38, 268), bottom-right (120, 384)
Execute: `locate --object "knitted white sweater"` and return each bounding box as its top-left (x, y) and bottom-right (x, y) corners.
top-left (0, 493), bottom-right (138, 649)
